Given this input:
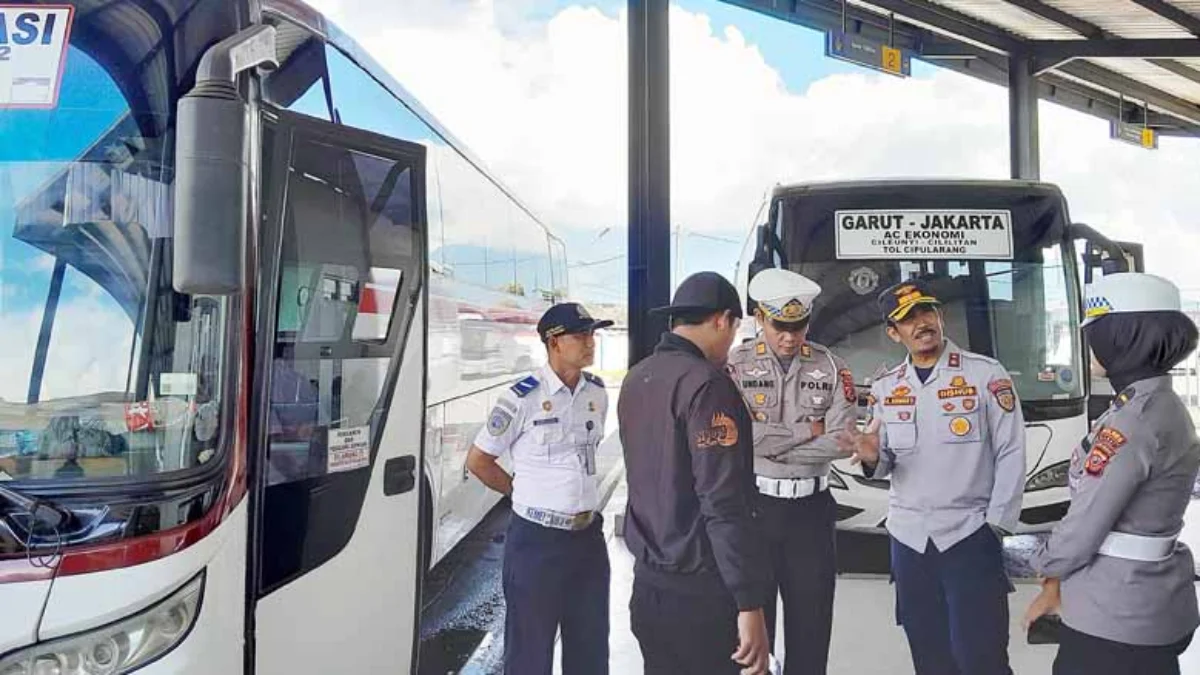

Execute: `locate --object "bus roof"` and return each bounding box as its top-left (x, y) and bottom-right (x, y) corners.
top-left (770, 179), bottom-right (1068, 203)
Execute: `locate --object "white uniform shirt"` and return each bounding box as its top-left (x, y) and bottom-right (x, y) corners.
top-left (473, 365), bottom-right (608, 515)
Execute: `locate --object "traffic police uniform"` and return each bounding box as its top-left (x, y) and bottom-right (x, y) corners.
top-left (866, 280), bottom-right (1026, 675)
top-left (619, 272), bottom-right (772, 675)
top-left (1031, 273), bottom-right (1200, 675)
top-left (473, 303), bottom-right (613, 675)
top-left (727, 269), bottom-right (855, 675)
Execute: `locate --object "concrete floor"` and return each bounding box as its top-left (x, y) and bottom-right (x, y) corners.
top-left (547, 476), bottom-right (1200, 675)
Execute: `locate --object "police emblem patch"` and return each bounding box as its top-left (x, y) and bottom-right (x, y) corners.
top-left (989, 379), bottom-right (1016, 412)
top-left (487, 407), bottom-right (513, 436)
top-left (812, 396), bottom-right (826, 406)
top-left (949, 416), bottom-right (971, 436)
top-left (943, 402), bottom-right (955, 412)
top-left (950, 375), bottom-right (967, 387)
top-left (754, 393), bottom-right (767, 405)
top-left (839, 370), bottom-right (856, 403)
top-left (899, 411), bottom-right (912, 421)
top-left (963, 398), bottom-right (976, 411)
top-left (542, 401), bottom-right (553, 412)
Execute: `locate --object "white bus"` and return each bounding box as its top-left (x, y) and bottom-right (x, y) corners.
top-left (736, 180), bottom-right (1136, 535)
top-left (0, 0), bottom-right (568, 672)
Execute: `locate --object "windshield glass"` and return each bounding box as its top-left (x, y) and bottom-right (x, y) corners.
top-left (776, 186), bottom-right (1085, 405)
top-left (0, 30), bottom-right (228, 483)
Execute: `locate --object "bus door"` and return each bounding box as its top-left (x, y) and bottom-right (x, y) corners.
top-left (249, 108), bottom-right (426, 674)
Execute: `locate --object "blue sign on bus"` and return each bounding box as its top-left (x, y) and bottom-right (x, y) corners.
top-left (825, 30), bottom-right (911, 78)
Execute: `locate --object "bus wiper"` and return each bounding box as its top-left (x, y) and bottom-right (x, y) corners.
top-left (0, 483), bottom-right (72, 531)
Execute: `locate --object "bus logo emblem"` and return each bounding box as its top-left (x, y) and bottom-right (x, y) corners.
top-left (848, 266), bottom-right (880, 296)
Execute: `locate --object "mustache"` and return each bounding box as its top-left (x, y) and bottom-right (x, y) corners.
top-left (912, 326), bottom-right (937, 338)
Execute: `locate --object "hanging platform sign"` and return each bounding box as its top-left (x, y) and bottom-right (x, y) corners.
top-left (835, 209), bottom-right (1014, 260)
top-left (825, 30), bottom-right (911, 78)
top-left (1109, 120), bottom-right (1157, 150)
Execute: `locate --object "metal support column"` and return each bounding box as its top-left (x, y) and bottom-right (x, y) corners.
top-left (1008, 52), bottom-right (1040, 180)
top-left (628, 0), bottom-right (671, 367)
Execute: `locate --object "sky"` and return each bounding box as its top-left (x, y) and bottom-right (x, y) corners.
top-left (306, 0), bottom-right (1200, 307)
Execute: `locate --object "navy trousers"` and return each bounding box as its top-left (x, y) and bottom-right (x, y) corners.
top-left (890, 524), bottom-right (1013, 675)
top-left (1053, 624), bottom-right (1193, 675)
top-left (502, 512), bottom-right (610, 675)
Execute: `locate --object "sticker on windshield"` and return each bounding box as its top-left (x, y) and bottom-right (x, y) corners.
top-left (0, 6), bottom-right (74, 109)
top-left (328, 426), bottom-right (371, 474)
top-left (835, 209), bottom-right (1014, 260)
top-left (160, 373), bottom-right (198, 396)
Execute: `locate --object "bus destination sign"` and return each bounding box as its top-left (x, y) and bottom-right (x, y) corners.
top-left (824, 30), bottom-right (911, 78)
top-left (835, 209), bottom-right (1014, 260)
top-left (0, 6), bottom-right (74, 108)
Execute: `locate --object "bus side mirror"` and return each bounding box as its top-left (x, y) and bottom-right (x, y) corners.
top-left (173, 93), bottom-right (246, 295)
top-left (173, 25), bottom-right (278, 295)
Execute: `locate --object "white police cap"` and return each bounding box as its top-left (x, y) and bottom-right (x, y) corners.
top-left (1082, 272), bottom-right (1182, 327)
top-left (749, 268), bottom-right (821, 323)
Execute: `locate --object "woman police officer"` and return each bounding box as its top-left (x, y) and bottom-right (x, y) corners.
top-left (1025, 272), bottom-right (1200, 675)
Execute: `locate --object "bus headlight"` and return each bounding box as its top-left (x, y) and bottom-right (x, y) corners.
top-left (0, 571), bottom-right (204, 675)
top-left (1026, 460), bottom-right (1070, 492)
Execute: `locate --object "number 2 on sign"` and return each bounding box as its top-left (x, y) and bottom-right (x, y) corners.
top-left (881, 45), bottom-right (901, 74)
top-left (0, 47), bottom-right (10, 61)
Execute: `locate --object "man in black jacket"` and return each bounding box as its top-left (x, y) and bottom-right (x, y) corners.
top-left (619, 271), bottom-right (772, 675)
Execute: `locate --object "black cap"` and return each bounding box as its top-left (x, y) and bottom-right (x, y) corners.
top-left (650, 272), bottom-right (744, 319)
top-left (878, 279), bottom-right (942, 322)
top-left (537, 303), bottom-right (614, 342)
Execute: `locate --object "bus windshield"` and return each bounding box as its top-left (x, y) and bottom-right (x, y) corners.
top-left (0, 28), bottom-right (227, 484)
top-left (774, 182), bottom-right (1085, 411)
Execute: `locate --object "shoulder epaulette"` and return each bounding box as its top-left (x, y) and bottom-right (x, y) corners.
top-left (510, 376), bottom-right (540, 398)
top-left (583, 371), bottom-right (604, 387)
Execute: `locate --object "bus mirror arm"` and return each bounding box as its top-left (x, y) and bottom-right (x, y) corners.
top-left (1068, 223), bottom-right (1131, 275)
top-left (173, 26), bottom-right (279, 296)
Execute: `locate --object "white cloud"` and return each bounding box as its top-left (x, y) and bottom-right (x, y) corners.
top-left (310, 0), bottom-right (1200, 297)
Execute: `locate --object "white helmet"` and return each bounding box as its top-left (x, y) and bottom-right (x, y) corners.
top-left (1082, 272), bottom-right (1182, 327)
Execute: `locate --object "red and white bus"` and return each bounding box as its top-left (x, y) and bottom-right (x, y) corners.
top-left (0, 1), bottom-right (568, 672)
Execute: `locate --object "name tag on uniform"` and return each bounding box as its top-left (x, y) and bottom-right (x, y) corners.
top-left (532, 417), bottom-right (559, 426)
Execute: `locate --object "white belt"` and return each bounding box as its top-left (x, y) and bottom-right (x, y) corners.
top-left (756, 475), bottom-right (829, 500)
top-left (513, 503), bottom-right (596, 531)
top-left (1097, 532), bottom-right (1178, 562)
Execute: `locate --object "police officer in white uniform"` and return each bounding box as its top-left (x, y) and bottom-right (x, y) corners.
top-left (1025, 272), bottom-right (1200, 675)
top-left (466, 303), bottom-right (613, 675)
top-left (727, 269), bottom-right (855, 675)
top-left (844, 279), bottom-right (1026, 675)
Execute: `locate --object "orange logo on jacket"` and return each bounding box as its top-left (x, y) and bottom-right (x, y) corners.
top-left (696, 412), bottom-right (739, 449)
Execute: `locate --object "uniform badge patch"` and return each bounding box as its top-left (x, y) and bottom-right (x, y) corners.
top-left (487, 407), bottom-right (513, 436)
top-left (754, 411), bottom-right (767, 422)
top-left (754, 393), bottom-right (767, 406)
top-left (542, 401), bottom-right (553, 412)
top-left (943, 402), bottom-right (955, 412)
top-left (696, 412), bottom-right (739, 449)
top-left (950, 375), bottom-right (967, 387)
top-left (1085, 427), bottom-right (1127, 476)
top-left (812, 395), bottom-right (826, 407)
top-left (800, 344), bottom-right (813, 358)
top-left (839, 369), bottom-right (856, 403)
top-left (588, 401), bottom-right (596, 412)
top-left (899, 411), bottom-right (912, 421)
top-left (937, 385), bottom-right (977, 399)
top-left (808, 369), bottom-right (829, 380)
top-left (756, 343), bottom-right (767, 356)
top-left (949, 416), bottom-right (971, 436)
top-left (989, 379), bottom-right (1016, 412)
top-left (963, 398), bottom-right (977, 412)
top-left (948, 353), bottom-right (961, 369)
